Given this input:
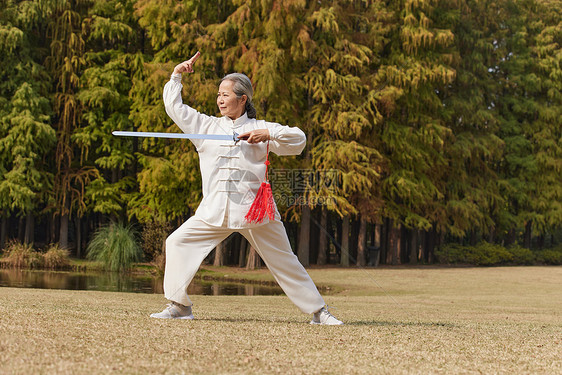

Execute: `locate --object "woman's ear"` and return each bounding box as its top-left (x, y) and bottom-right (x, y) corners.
top-left (241, 94), bottom-right (248, 106)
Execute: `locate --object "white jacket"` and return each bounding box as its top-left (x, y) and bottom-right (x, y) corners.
top-left (163, 74), bottom-right (306, 228)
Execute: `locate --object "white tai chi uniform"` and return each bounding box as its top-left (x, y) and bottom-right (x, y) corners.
top-left (162, 74), bottom-right (325, 314)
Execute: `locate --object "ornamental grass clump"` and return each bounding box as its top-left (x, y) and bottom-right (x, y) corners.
top-left (43, 244), bottom-right (70, 270)
top-left (1, 240), bottom-right (43, 269)
top-left (87, 222), bottom-right (142, 272)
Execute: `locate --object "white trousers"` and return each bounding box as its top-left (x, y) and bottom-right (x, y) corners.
top-left (163, 215), bottom-right (326, 314)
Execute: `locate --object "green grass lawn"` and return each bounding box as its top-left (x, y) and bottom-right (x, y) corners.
top-left (0, 266), bottom-right (561, 374)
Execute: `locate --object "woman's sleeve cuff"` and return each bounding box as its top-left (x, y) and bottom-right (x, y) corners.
top-left (268, 127), bottom-right (278, 141)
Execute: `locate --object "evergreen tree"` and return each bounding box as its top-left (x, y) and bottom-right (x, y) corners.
top-left (77, 0), bottom-right (142, 219)
top-left (128, 0), bottom-right (213, 223)
top-left (0, 0), bottom-right (55, 244)
top-left (491, 0), bottom-right (543, 245)
top-left (376, 0), bottom-right (457, 242)
top-left (527, 0), bottom-right (562, 237)
top-left (0, 83), bottom-right (55, 242)
top-left (441, 0), bottom-right (506, 239)
top-left (46, 0), bottom-right (97, 248)
top-left (300, 1), bottom-right (391, 222)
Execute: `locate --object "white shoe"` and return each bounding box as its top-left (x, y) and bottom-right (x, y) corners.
top-left (310, 307), bottom-right (344, 325)
top-left (150, 302), bottom-right (194, 320)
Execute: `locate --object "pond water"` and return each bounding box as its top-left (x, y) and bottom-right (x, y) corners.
top-left (0, 269), bottom-right (285, 296)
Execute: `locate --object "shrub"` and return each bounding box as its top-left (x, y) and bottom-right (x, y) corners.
top-left (435, 243), bottom-right (466, 264)
top-left (43, 244), bottom-right (71, 270)
top-left (141, 220), bottom-right (171, 275)
top-left (152, 251), bottom-right (166, 276)
top-left (437, 241), bottom-right (562, 266)
top-left (436, 242), bottom-right (513, 266)
top-left (141, 220), bottom-right (171, 262)
top-left (467, 242), bottom-right (513, 266)
top-left (506, 245), bottom-right (536, 265)
top-left (1, 240), bottom-right (43, 269)
top-left (536, 249), bottom-right (562, 265)
top-left (87, 222), bottom-right (142, 272)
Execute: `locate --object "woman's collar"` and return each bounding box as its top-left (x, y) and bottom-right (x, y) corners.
top-left (227, 112), bottom-right (249, 128)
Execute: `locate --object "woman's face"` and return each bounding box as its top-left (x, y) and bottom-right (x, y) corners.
top-left (217, 80), bottom-right (246, 120)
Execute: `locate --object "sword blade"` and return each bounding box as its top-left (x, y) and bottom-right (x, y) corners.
top-left (112, 131), bottom-right (238, 141)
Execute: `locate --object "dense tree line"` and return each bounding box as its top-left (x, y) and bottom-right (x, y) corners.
top-left (0, 0), bottom-right (560, 266)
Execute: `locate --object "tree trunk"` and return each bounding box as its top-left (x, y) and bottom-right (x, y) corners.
top-left (245, 245), bottom-right (261, 270)
top-left (317, 208), bottom-right (328, 265)
top-left (18, 217), bottom-right (25, 242)
top-left (24, 213), bottom-right (34, 245)
top-left (537, 235), bottom-right (545, 249)
top-left (436, 230), bottom-right (445, 263)
top-left (229, 233), bottom-right (240, 265)
top-left (400, 227), bottom-right (407, 263)
top-left (420, 230), bottom-right (427, 263)
top-left (524, 222), bottom-right (532, 249)
top-left (386, 219), bottom-right (393, 265)
top-left (59, 213), bottom-right (69, 248)
top-left (214, 241), bottom-right (226, 266)
top-left (427, 228), bottom-right (437, 263)
top-left (469, 230), bottom-right (478, 246)
top-left (488, 226), bottom-right (495, 243)
top-left (374, 223), bottom-right (381, 247)
top-left (373, 223), bottom-right (381, 267)
top-left (350, 218), bottom-right (360, 261)
top-left (309, 209), bottom-right (319, 264)
top-left (390, 222), bottom-right (401, 265)
top-left (48, 214), bottom-right (55, 245)
top-left (340, 215), bottom-right (350, 267)
top-left (410, 229), bottom-right (418, 265)
top-left (238, 236), bottom-right (247, 267)
top-left (385, 218), bottom-right (393, 264)
top-left (75, 216), bottom-right (81, 258)
top-left (297, 205), bottom-right (311, 266)
top-left (0, 217), bottom-right (7, 250)
top-left (336, 217), bottom-right (342, 262)
top-left (356, 218), bottom-right (367, 267)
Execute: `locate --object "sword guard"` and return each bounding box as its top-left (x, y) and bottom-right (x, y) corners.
top-left (234, 131), bottom-right (249, 144)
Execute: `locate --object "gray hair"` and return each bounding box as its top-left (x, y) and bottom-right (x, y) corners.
top-left (221, 73), bottom-right (257, 119)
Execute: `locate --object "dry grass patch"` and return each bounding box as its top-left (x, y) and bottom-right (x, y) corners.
top-left (0, 267), bottom-right (561, 374)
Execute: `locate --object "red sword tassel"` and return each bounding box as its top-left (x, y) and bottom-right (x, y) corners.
top-left (245, 141), bottom-right (275, 223)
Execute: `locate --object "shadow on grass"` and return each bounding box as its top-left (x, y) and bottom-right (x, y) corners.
top-left (182, 317), bottom-right (305, 324)
top-left (346, 320), bottom-right (459, 328)
top-left (174, 317), bottom-right (458, 328)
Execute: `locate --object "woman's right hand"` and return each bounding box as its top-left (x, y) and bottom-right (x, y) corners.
top-left (173, 51), bottom-right (201, 75)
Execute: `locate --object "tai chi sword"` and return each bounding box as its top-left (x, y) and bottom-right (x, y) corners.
top-left (112, 131), bottom-right (244, 143)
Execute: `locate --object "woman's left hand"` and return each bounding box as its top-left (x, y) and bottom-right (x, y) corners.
top-left (238, 129), bottom-right (270, 144)
top-left (173, 51), bottom-right (201, 75)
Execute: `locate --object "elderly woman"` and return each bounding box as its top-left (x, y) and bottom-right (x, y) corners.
top-left (150, 52), bottom-right (342, 325)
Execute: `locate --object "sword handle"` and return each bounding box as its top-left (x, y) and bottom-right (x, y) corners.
top-left (234, 132), bottom-right (249, 142)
